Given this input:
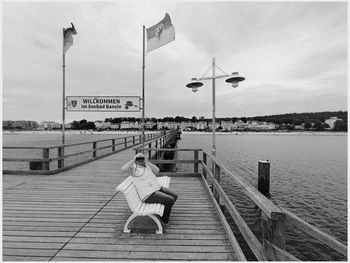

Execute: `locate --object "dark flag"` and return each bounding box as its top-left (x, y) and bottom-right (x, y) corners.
top-left (63, 23), bottom-right (77, 53)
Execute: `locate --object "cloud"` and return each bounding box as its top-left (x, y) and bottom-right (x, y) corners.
top-left (2, 1), bottom-right (347, 122)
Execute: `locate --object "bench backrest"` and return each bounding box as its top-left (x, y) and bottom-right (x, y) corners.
top-left (116, 176), bottom-right (142, 212)
top-left (116, 176), bottom-right (171, 214)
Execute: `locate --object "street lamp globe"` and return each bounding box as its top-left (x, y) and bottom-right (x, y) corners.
top-left (186, 78), bottom-right (203, 92)
top-left (225, 72), bottom-right (245, 88)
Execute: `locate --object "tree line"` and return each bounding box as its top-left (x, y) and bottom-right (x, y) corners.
top-left (70, 111), bottom-right (347, 131)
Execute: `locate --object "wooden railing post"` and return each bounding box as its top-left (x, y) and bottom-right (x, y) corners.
top-left (194, 150), bottom-right (199, 173)
top-left (202, 152), bottom-right (207, 179)
top-left (58, 147), bottom-right (64, 169)
top-left (42, 148), bottom-right (50, 171)
top-left (112, 139), bottom-right (115, 152)
top-left (261, 212), bottom-right (286, 260)
top-left (213, 164), bottom-right (221, 202)
top-left (93, 142), bottom-right (97, 158)
top-left (148, 142), bottom-right (152, 159)
top-left (258, 160), bottom-right (270, 197)
top-left (155, 140), bottom-right (158, 159)
top-left (133, 136), bottom-right (135, 145)
top-left (124, 137), bottom-right (127, 147)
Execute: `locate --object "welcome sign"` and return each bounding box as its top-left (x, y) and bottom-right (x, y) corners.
top-left (66, 96), bottom-right (141, 112)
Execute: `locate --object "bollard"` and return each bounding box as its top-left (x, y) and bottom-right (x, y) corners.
top-left (258, 160), bottom-right (270, 197)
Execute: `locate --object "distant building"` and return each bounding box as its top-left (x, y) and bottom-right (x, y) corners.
top-left (325, 117), bottom-right (343, 129)
top-left (232, 119), bottom-right (248, 130)
top-left (40, 121), bottom-right (61, 130)
top-left (220, 120), bottom-right (234, 131)
top-left (196, 121), bottom-right (207, 130)
top-left (180, 121), bottom-right (193, 130)
top-left (294, 124), bottom-right (305, 130)
top-left (157, 122), bottom-right (179, 130)
top-left (133, 122), bottom-right (141, 129)
top-left (246, 120), bottom-right (276, 131)
top-left (94, 121), bottom-right (117, 130)
top-left (120, 121), bottom-right (133, 130)
top-left (208, 122), bottom-right (220, 131)
top-left (3, 120), bottom-right (38, 129)
top-left (145, 121), bottom-right (156, 129)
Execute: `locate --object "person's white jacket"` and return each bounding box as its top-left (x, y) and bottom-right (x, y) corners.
top-left (121, 157), bottom-right (161, 201)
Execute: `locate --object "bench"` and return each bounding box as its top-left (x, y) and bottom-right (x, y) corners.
top-left (116, 176), bottom-right (170, 234)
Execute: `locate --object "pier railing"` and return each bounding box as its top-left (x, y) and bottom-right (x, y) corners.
top-left (136, 147), bottom-right (347, 261)
top-left (3, 130), bottom-right (180, 175)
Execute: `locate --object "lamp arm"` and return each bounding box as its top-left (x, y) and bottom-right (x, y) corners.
top-left (199, 74), bottom-right (229, 81)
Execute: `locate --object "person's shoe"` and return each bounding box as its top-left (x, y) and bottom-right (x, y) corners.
top-left (155, 215), bottom-right (170, 227)
top-left (160, 220), bottom-right (170, 227)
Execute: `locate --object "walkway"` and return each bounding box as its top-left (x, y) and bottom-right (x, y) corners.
top-left (3, 148), bottom-right (237, 261)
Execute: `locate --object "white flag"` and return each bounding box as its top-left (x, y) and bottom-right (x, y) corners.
top-left (146, 13), bottom-right (175, 52)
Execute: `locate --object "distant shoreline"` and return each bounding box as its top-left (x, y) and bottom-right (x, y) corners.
top-left (2, 130), bottom-right (347, 136)
top-left (182, 131), bottom-right (347, 136)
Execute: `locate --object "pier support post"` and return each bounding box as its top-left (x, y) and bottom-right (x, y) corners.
top-left (258, 160), bottom-right (270, 197)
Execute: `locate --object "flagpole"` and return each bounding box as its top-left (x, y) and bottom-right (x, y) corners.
top-left (141, 25), bottom-right (146, 153)
top-left (62, 28), bottom-right (66, 146)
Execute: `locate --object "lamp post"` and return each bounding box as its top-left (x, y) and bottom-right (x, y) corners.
top-left (186, 57), bottom-right (245, 156)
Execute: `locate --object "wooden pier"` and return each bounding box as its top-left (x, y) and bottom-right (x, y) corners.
top-left (3, 132), bottom-right (237, 261)
top-left (2, 131), bottom-right (347, 261)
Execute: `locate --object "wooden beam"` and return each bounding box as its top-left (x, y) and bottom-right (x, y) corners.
top-left (201, 152), bottom-right (284, 220)
top-left (211, 179), bottom-right (267, 261)
top-left (264, 240), bottom-right (300, 261)
top-left (200, 175), bottom-right (247, 261)
top-left (282, 208), bottom-right (347, 256)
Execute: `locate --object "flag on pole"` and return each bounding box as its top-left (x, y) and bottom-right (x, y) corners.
top-left (146, 13), bottom-right (175, 52)
top-left (63, 23), bottom-right (77, 53)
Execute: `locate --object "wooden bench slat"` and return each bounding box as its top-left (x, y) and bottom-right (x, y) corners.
top-left (116, 176), bottom-right (170, 234)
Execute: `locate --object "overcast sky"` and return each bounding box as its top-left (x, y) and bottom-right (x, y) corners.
top-left (2, 1), bottom-right (348, 123)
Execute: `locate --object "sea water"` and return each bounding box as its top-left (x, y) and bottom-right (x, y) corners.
top-left (2, 132), bottom-right (347, 260)
top-left (176, 133), bottom-right (347, 261)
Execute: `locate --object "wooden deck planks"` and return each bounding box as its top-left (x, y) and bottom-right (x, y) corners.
top-left (3, 148), bottom-right (238, 261)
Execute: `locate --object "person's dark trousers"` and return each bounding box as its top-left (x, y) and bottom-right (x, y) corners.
top-left (144, 187), bottom-right (178, 223)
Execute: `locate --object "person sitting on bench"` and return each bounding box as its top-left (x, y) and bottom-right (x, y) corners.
top-left (121, 153), bottom-right (178, 226)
